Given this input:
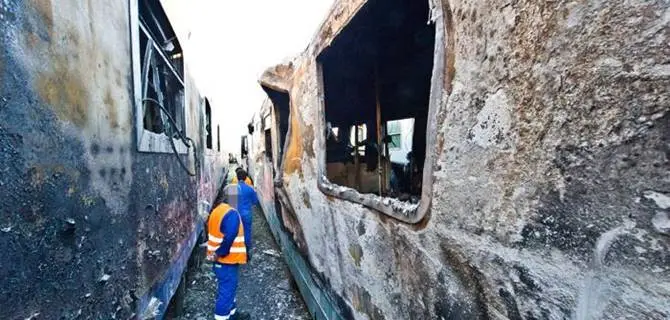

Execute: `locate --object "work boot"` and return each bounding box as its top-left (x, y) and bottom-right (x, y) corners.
top-left (232, 311), bottom-right (251, 320)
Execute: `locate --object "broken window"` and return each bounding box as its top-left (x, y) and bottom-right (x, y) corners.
top-left (386, 120), bottom-right (402, 150)
top-left (331, 127), bottom-right (339, 139)
top-left (205, 99), bottom-right (212, 149)
top-left (139, 0), bottom-right (185, 137)
top-left (262, 114), bottom-right (273, 164)
top-left (350, 124), bottom-right (367, 156)
top-left (318, 0), bottom-right (435, 203)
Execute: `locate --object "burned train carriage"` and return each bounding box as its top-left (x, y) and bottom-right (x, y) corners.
top-left (247, 0), bottom-right (670, 319)
top-left (0, 0), bottom-right (227, 318)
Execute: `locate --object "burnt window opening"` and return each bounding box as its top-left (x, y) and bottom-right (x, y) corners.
top-left (241, 136), bottom-right (249, 158)
top-left (318, 0), bottom-right (435, 203)
top-left (263, 87), bottom-right (290, 164)
top-left (205, 99), bottom-right (212, 149)
top-left (217, 125), bottom-right (221, 152)
top-left (264, 128), bottom-right (273, 164)
top-left (139, 0), bottom-right (185, 136)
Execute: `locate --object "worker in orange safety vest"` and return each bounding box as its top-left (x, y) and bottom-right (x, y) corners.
top-left (231, 167), bottom-right (253, 186)
top-left (206, 184), bottom-right (250, 320)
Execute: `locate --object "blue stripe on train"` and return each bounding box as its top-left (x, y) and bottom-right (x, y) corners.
top-left (260, 200), bottom-right (345, 320)
top-left (135, 218), bottom-right (204, 319)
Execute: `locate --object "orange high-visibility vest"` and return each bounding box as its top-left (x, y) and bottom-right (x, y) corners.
top-left (231, 176), bottom-right (253, 186)
top-left (207, 203), bottom-right (247, 264)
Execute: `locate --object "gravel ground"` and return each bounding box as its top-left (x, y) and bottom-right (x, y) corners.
top-left (172, 206), bottom-right (311, 320)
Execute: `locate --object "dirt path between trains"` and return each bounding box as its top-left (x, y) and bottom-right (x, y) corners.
top-left (172, 207), bottom-right (311, 320)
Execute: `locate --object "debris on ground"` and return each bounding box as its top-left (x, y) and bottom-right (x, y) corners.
top-left (24, 312), bottom-right (40, 320)
top-left (141, 297), bottom-right (162, 320)
top-left (262, 249), bottom-right (281, 258)
top-left (98, 274), bottom-right (111, 283)
top-left (277, 279), bottom-right (292, 291)
top-left (173, 207), bottom-right (310, 319)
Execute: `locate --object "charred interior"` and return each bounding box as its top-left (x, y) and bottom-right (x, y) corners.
top-left (263, 87), bottom-right (291, 164)
top-left (318, 0), bottom-right (434, 202)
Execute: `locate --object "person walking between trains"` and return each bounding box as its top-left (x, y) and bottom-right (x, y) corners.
top-left (206, 185), bottom-right (250, 320)
top-left (231, 169), bottom-right (259, 262)
top-left (231, 167), bottom-right (254, 186)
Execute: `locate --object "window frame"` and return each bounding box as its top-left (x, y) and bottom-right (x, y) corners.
top-left (348, 124), bottom-right (367, 156)
top-left (388, 133), bottom-right (402, 150)
top-left (386, 119), bottom-right (411, 151)
top-left (314, 0), bottom-right (448, 224)
top-left (130, 0), bottom-right (188, 154)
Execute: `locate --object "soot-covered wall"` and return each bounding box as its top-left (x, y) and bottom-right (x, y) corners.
top-left (254, 0), bottom-right (670, 319)
top-left (0, 1), bottom-right (225, 318)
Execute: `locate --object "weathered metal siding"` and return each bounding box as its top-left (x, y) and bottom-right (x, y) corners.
top-left (253, 0), bottom-right (670, 319)
top-left (0, 1), bottom-right (226, 318)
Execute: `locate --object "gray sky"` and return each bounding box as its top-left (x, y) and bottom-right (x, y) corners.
top-left (162, 0), bottom-right (334, 152)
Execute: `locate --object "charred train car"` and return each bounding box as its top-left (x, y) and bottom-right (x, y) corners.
top-left (0, 0), bottom-right (227, 318)
top-left (247, 0), bottom-right (669, 319)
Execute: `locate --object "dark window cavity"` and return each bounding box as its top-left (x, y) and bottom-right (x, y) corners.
top-left (318, 0), bottom-right (435, 203)
top-left (262, 87), bottom-right (290, 164)
top-left (139, 0), bottom-right (185, 136)
top-left (217, 125), bottom-right (221, 152)
top-left (264, 128), bottom-right (273, 164)
top-left (205, 99), bottom-right (212, 149)
top-left (241, 136), bottom-right (249, 158)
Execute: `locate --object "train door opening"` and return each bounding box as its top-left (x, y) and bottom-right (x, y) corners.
top-left (262, 87), bottom-right (291, 228)
top-left (318, 0), bottom-right (435, 203)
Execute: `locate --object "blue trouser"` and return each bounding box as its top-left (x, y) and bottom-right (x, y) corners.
top-left (239, 210), bottom-right (252, 256)
top-left (214, 263), bottom-right (239, 319)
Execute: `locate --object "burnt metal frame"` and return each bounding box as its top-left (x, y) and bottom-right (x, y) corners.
top-left (313, 0), bottom-right (447, 224)
top-left (130, 0), bottom-right (188, 154)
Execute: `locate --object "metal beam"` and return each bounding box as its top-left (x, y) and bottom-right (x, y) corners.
top-left (139, 22), bottom-right (184, 86)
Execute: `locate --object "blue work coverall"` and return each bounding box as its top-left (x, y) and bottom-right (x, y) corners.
top-left (214, 209), bottom-right (244, 319)
top-left (235, 181), bottom-right (259, 258)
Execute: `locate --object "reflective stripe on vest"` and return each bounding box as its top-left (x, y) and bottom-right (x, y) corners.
top-left (207, 203), bottom-right (247, 264)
